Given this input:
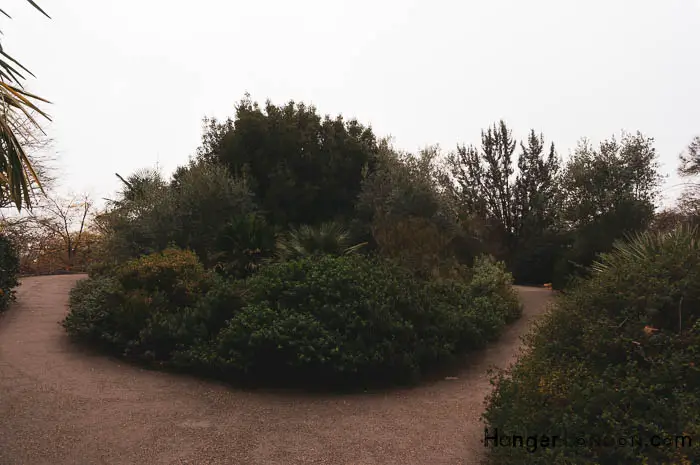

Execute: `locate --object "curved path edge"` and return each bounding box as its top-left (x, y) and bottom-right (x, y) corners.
top-left (0, 274), bottom-right (552, 465)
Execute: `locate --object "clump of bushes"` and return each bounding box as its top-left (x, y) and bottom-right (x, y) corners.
top-left (483, 226), bottom-right (700, 464)
top-left (64, 247), bottom-right (521, 388)
top-left (0, 233), bottom-right (20, 312)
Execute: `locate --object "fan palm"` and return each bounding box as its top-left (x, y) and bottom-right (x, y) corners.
top-left (274, 221), bottom-right (367, 261)
top-left (0, 1), bottom-right (51, 211)
top-left (591, 224), bottom-right (700, 274)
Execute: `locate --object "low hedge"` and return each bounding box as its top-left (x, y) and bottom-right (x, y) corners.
top-left (64, 248), bottom-right (521, 388)
top-left (483, 226), bottom-right (700, 464)
top-left (0, 233), bottom-right (20, 312)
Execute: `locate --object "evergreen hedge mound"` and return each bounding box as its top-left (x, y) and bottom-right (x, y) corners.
top-left (483, 226), bottom-right (700, 464)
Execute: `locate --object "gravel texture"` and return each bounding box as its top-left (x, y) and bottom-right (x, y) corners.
top-left (0, 275), bottom-right (552, 465)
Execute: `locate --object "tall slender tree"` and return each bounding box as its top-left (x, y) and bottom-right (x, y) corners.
top-left (514, 130), bottom-right (561, 238)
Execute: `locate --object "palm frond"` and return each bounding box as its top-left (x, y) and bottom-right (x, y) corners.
top-left (25, 0), bottom-right (50, 19)
top-left (591, 224), bottom-right (700, 274)
top-left (274, 221), bottom-right (366, 261)
top-left (0, 1), bottom-right (51, 211)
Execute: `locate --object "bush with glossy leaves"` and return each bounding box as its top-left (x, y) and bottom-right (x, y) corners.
top-left (204, 254), bottom-right (520, 388)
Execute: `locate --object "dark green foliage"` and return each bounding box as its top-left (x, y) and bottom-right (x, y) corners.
top-left (561, 133), bottom-right (661, 228)
top-left (552, 197), bottom-right (654, 289)
top-left (200, 95), bottom-right (379, 227)
top-left (99, 163), bottom-right (272, 279)
top-left (164, 161), bottom-right (259, 267)
top-left (209, 212), bottom-right (276, 278)
top-left (64, 249), bottom-right (520, 389)
top-left (448, 122), bottom-right (562, 281)
top-left (357, 144), bottom-right (454, 227)
top-left (98, 168), bottom-right (171, 259)
top-left (550, 133), bottom-right (661, 288)
top-left (467, 255), bottom-right (522, 323)
top-left (0, 233), bottom-right (20, 311)
top-left (354, 142), bottom-right (462, 277)
top-left (449, 122), bottom-right (519, 249)
top-left (63, 248), bottom-right (223, 361)
top-left (448, 125), bottom-right (663, 287)
top-left (205, 254), bottom-right (520, 387)
top-left (63, 275), bottom-right (126, 344)
top-left (483, 226), bottom-right (700, 464)
top-left (510, 231), bottom-right (568, 285)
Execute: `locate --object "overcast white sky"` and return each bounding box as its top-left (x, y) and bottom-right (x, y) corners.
top-left (3, 0), bottom-right (699, 209)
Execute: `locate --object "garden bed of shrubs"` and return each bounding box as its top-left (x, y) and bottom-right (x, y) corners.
top-left (483, 226), bottom-right (700, 464)
top-left (63, 247), bottom-right (521, 389)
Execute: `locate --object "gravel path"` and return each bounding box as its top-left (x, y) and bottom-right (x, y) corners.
top-left (0, 275), bottom-right (552, 465)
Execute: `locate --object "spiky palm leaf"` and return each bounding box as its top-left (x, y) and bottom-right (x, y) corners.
top-left (274, 221), bottom-right (367, 261)
top-left (0, 1), bottom-right (51, 211)
top-left (591, 224), bottom-right (700, 274)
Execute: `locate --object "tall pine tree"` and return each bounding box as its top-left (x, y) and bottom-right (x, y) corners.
top-left (448, 121), bottom-right (560, 271)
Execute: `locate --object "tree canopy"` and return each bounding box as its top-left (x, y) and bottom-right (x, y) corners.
top-left (196, 95), bottom-right (379, 228)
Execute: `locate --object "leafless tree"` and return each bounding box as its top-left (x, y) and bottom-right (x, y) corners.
top-left (29, 194), bottom-right (93, 269)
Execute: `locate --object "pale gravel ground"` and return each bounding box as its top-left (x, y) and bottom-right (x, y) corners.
top-left (0, 274), bottom-right (552, 465)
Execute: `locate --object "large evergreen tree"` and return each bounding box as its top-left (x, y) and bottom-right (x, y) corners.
top-left (448, 121), bottom-right (561, 270)
top-left (514, 131), bottom-right (561, 239)
top-left (196, 95), bottom-right (379, 228)
top-left (553, 132), bottom-right (663, 287)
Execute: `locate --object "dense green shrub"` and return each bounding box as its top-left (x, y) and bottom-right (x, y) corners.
top-left (353, 143), bottom-right (461, 277)
top-left (202, 254), bottom-right (520, 387)
top-left (65, 244), bottom-right (521, 389)
top-left (483, 226), bottom-right (700, 464)
top-left (0, 233), bottom-right (20, 311)
top-left (468, 255), bottom-right (522, 324)
top-left (209, 212), bottom-right (276, 278)
top-left (63, 248), bottom-right (228, 360)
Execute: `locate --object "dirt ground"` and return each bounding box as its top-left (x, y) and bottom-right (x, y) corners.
top-left (0, 275), bottom-right (552, 465)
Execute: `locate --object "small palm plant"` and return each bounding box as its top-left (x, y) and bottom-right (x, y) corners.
top-left (274, 221), bottom-right (367, 262)
top-left (591, 224), bottom-right (700, 274)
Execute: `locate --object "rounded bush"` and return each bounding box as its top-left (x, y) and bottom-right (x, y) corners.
top-left (64, 248), bottom-right (223, 361)
top-left (207, 254), bottom-right (519, 387)
top-left (483, 226), bottom-right (700, 465)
